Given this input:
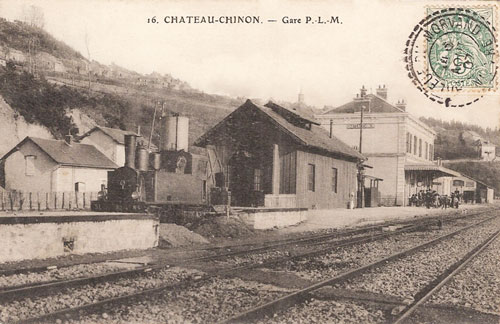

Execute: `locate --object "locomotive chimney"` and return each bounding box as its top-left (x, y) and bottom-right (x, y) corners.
top-left (124, 134), bottom-right (137, 168)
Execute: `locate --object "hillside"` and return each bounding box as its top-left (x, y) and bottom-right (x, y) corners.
top-left (0, 18), bottom-right (84, 60)
top-left (0, 18), bottom-right (245, 155)
top-left (420, 117), bottom-right (500, 160)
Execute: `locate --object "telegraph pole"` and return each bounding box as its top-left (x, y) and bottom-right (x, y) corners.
top-left (359, 105), bottom-right (364, 154)
top-left (148, 101), bottom-right (159, 150)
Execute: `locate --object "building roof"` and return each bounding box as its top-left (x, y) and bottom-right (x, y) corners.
top-left (405, 164), bottom-right (461, 177)
top-left (322, 94), bottom-right (405, 114)
top-left (80, 126), bottom-right (139, 145)
top-left (1, 137), bottom-right (118, 169)
top-left (195, 99), bottom-right (364, 161)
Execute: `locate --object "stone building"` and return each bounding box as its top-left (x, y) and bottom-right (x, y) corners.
top-left (316, 85), bottom-right (458, 206)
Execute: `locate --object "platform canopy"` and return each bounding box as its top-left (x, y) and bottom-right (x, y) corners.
top-left (404, 164), bottom-right (461, 177)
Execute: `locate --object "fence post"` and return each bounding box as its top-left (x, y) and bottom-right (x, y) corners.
top-left (29, 192), bottom-right (33, 211)
top-left (9, 192), bottom-right (13, 211)
top-left (19, 192), bottom-right (24, 211)
top-left (37, 192), bottom-right (41, 211)
top-left (83, 192), bottom-right (86, 209)
top-left (68, 192), bottom-right (72, 210)
top-left (46, 192), bottom-right (49, 210)
top-left (76, 192), bottom-right (79, 210)
top-left (1, 192), bottom-right (4, 211)
top-left (62, 192), bottom-right (65, 210)
top-left (54, 193), bottom-right (57, 210)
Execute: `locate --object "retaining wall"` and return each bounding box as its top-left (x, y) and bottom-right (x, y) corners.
top-left (237, 208), bottom-right (308, 230)
top-left (0, 213), bottom-right (159, 263)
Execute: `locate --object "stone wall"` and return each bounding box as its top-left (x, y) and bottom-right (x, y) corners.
top-left (0, 213), bottom-right (159, 263)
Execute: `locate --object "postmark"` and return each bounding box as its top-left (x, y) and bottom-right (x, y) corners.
top-left (404, 7), bottom-right (498, 107)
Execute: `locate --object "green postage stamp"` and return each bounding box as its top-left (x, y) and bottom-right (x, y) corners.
top-left (405, 6), bottom-right (498, 107)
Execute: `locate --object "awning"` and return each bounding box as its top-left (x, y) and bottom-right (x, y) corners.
top-left (364, 174), bottom-right (383, 181)
top-left (405, 164), bottom-right (461, 177)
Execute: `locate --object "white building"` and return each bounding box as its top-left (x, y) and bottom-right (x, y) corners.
top-left (316, 85), bottom-right (458, 206)
top-left (79, 126), bottom-right (141, 167)
top-left (1, 136), bottom-right (117, 193)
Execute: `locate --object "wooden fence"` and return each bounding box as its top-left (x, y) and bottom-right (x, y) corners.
top-left (0, 191), bottom-right (99, 211)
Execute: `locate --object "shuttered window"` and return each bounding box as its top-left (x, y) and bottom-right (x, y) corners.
top-left (25, 155), bottom-right (35, 176)
top-left (254, 168), bottom-right (262, 191)
top-left (332, 167), bottom-right (338, 193)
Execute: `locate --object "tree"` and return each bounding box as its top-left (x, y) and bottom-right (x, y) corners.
top-left (21, 5), bottom-right (45, 29)
top-left (84, 32), bottom-right (92, 94)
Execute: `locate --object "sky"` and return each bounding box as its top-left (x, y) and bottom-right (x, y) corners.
top-left (0, 0), bottom-right (499, 129)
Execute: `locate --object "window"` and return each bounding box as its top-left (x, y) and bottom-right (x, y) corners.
top-left (307, 164), bottom-right (315, 192)
top-left (74, 182), bottom-right (86, 192)
top-left (253, 168), bottom-right (262, 191)
top-left (202, 180), bottom-right (207, 200)
top-left (225, 165), bottom-right (231, 188)
top-left (430, 144), bottom-right (434, 160)
top-left (406, 133), bottom-right (410, 153)
top-left (332, 167), bottom-right (338, 193)
top-left (413, 136), bottom-right (417, 155)
top-left (425, 142), bottom-right (428, 159)
top-left (280, 151), bottom-right (297, 194)
top-left (409, 134), bottom-right (412, 153)
top-left (25, 155), bottom-right (35, 176)
top-left (419, 139), bottom-right (422, 157)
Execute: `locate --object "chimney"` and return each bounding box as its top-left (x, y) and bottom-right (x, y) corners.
top-left (376, 84), bottom-right (388, 100)
top-left (395, 99), bottom-right (407, 111)
top-left (360, 85), bottom-right (367, 98)
top-left (64, 135), bottom-right (72, 145)
top-left (298, 91), bottom-right (304, 105)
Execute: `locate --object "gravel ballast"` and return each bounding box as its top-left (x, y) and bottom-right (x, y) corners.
top-left (427, 232), bottom-right (500, 315)
top-left (334, 217), bottom-right (500, 301)
top-left (0, 262), bottom-right (127, 289)
top-left (72, 278), bottom-right (292, 324)
top-left (0, 267), bottom-right (205, 323)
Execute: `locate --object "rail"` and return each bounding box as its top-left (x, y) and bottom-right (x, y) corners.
top-left (222, 214), bottom-right (499, 323)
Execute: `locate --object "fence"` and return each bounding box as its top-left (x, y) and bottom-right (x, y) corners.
top-left (0, 191), bottom-right (99, 212)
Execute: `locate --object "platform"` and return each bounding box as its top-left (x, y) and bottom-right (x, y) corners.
top-left (0, 212), bottom-right (159, 263)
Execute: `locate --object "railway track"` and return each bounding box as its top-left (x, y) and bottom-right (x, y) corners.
top-left (0, 214), bottom-right (434, 305)
top-left (0, 207), bottom-right (483, 278)
top-left (223, 214), bottom-right (500, 323)
top-left (4, 209), bottom-right (497, 323)
top-left (391, 229), bottom-right (500, 324)
top-left (0, 208), bottom-right (469, 295)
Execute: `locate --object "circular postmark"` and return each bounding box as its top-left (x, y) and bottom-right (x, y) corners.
top-left (405, 7), bottom-right (498, 107)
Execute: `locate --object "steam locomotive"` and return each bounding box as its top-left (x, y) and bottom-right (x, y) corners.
top-left (91, 116), bottom-right (219, 218)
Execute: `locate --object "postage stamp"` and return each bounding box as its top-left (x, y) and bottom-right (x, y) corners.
top-left (405, 6), bottom-right (498, 107)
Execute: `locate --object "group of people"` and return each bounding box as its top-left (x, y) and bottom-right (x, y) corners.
top-left (408, 189), bottom-right (461, 209)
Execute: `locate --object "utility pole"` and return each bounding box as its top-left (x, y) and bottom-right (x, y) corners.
top-left (359, 105), bottom-right (364, 154)
top-left (148, 101), bottom-right (160, 150)
top-left (358, 105), bottom-right (365, 208)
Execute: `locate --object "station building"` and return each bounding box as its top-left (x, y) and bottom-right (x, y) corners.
top-left (433, 174), bottom-right (495, 203)
top-left (316, 86), bottom-right (458, 206)
top-left (195, 99), bottom-right (364, 210)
